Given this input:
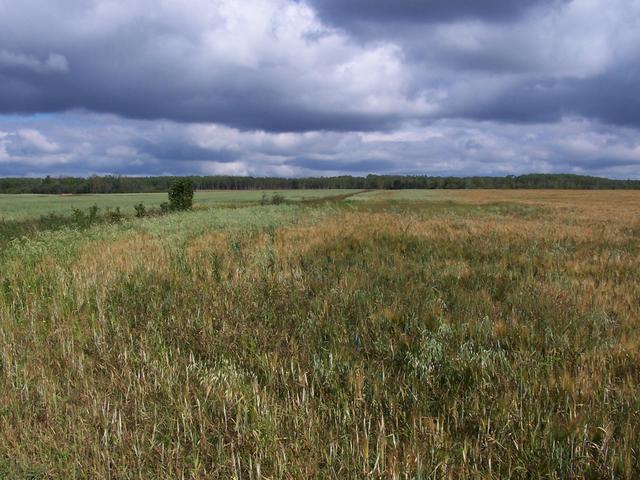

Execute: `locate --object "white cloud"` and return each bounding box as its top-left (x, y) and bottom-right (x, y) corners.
top-left (18, 129), bottom-right (60, 152)
top-left (0, 112), bottom-right (638, 178)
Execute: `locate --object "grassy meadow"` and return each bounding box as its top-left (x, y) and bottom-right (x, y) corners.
top-left (0, 189), bottom-right (639, 478)
top-left (0, 190), bottom-right (361, 221)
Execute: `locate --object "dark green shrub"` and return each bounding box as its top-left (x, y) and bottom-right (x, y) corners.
top-left (105, 207), bottom-right (124, 223)
top-left (87, 205), bottom-right (99, 223)
top-left (160, 202), bottom-right (170, 213)
top-left (259, 193), bottom-right (285, 205)
top-left (71, 205), bottom-right (100, 227)
top-left (134, 203), bottom-right (146, 218)
top-left (271, 193), bottom-right (285, 205)
top-left (168, 179), bottom-right (194, 211)
top-left (38, 213), bottom-right (68, 229)
top-left (71, 207), bottom-right (85, 225)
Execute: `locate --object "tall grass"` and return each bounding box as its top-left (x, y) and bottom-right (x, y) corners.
top-left (1, 192), bottom-right (639, 478)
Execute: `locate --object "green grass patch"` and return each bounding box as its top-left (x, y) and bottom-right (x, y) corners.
top-left (0, 190), bottom-right (362, 221)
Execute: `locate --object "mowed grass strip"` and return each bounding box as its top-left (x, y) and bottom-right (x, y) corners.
top-left (0, 191), bottom-right (639, 478)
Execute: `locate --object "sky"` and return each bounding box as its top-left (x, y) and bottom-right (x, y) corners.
top-left (0, 0), bottom-right (639, 178)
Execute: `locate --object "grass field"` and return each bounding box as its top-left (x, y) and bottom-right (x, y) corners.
top-left (0, 189), bottom-right (362, 221)
top-left (1, 190), bottom-right (639, 478)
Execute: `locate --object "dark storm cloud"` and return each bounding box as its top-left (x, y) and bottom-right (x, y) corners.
top-left (135, 138), bottom-right (239, 163)
top-left (452, 67), bottom-right (640, 128)
top-left (0, 69), bottom-right (402, 133)
top-left (287, 156), bottom-right (398, 172)
top-left (572, 68), bottom-right (640, 128)
top-left (307, 0), bottom-right (561, 27)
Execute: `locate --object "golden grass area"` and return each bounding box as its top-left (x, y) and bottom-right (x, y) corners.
top-left (443, 189), bottom-right (640, 216)
top-left (1, 191), bottom-right (639, 478)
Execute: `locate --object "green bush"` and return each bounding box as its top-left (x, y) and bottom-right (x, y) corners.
top-left (168, 179), bottom-right (194, 211)
top-left (71, 207), bottom-right (85, 225)
top-left (71, 205), bottom-right (99, 227)
top-left (105, 207), bottom-right (124, 223)
top-left (271, 193), bottom-right (285, 205)
top-left (134, 203), bottom-right (146, 218)
top-left (260, 193), bottom-right (285, 205)
top-left (87, 205), bottom-right (99, 223)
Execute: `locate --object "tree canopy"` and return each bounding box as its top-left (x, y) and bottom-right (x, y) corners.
top-left (0, 173), bottom-right (638, 194)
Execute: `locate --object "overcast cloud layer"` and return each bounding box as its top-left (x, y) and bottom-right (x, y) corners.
top-left (0, 0), bottom-right (639, 177)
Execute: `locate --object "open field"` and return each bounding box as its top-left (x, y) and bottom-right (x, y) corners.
top-left (0, 190), bottom-right (362, 221)
top-left (1, 190), bottom-right (639, 478)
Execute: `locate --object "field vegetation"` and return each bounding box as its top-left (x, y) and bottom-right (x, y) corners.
top-left (0, 190), bottom-right (361, 221)
top-left (0, 189), bottom-right (639, 478)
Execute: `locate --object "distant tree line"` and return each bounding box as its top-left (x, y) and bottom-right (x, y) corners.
top-left (0, 174), bottom-right (638, 194)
